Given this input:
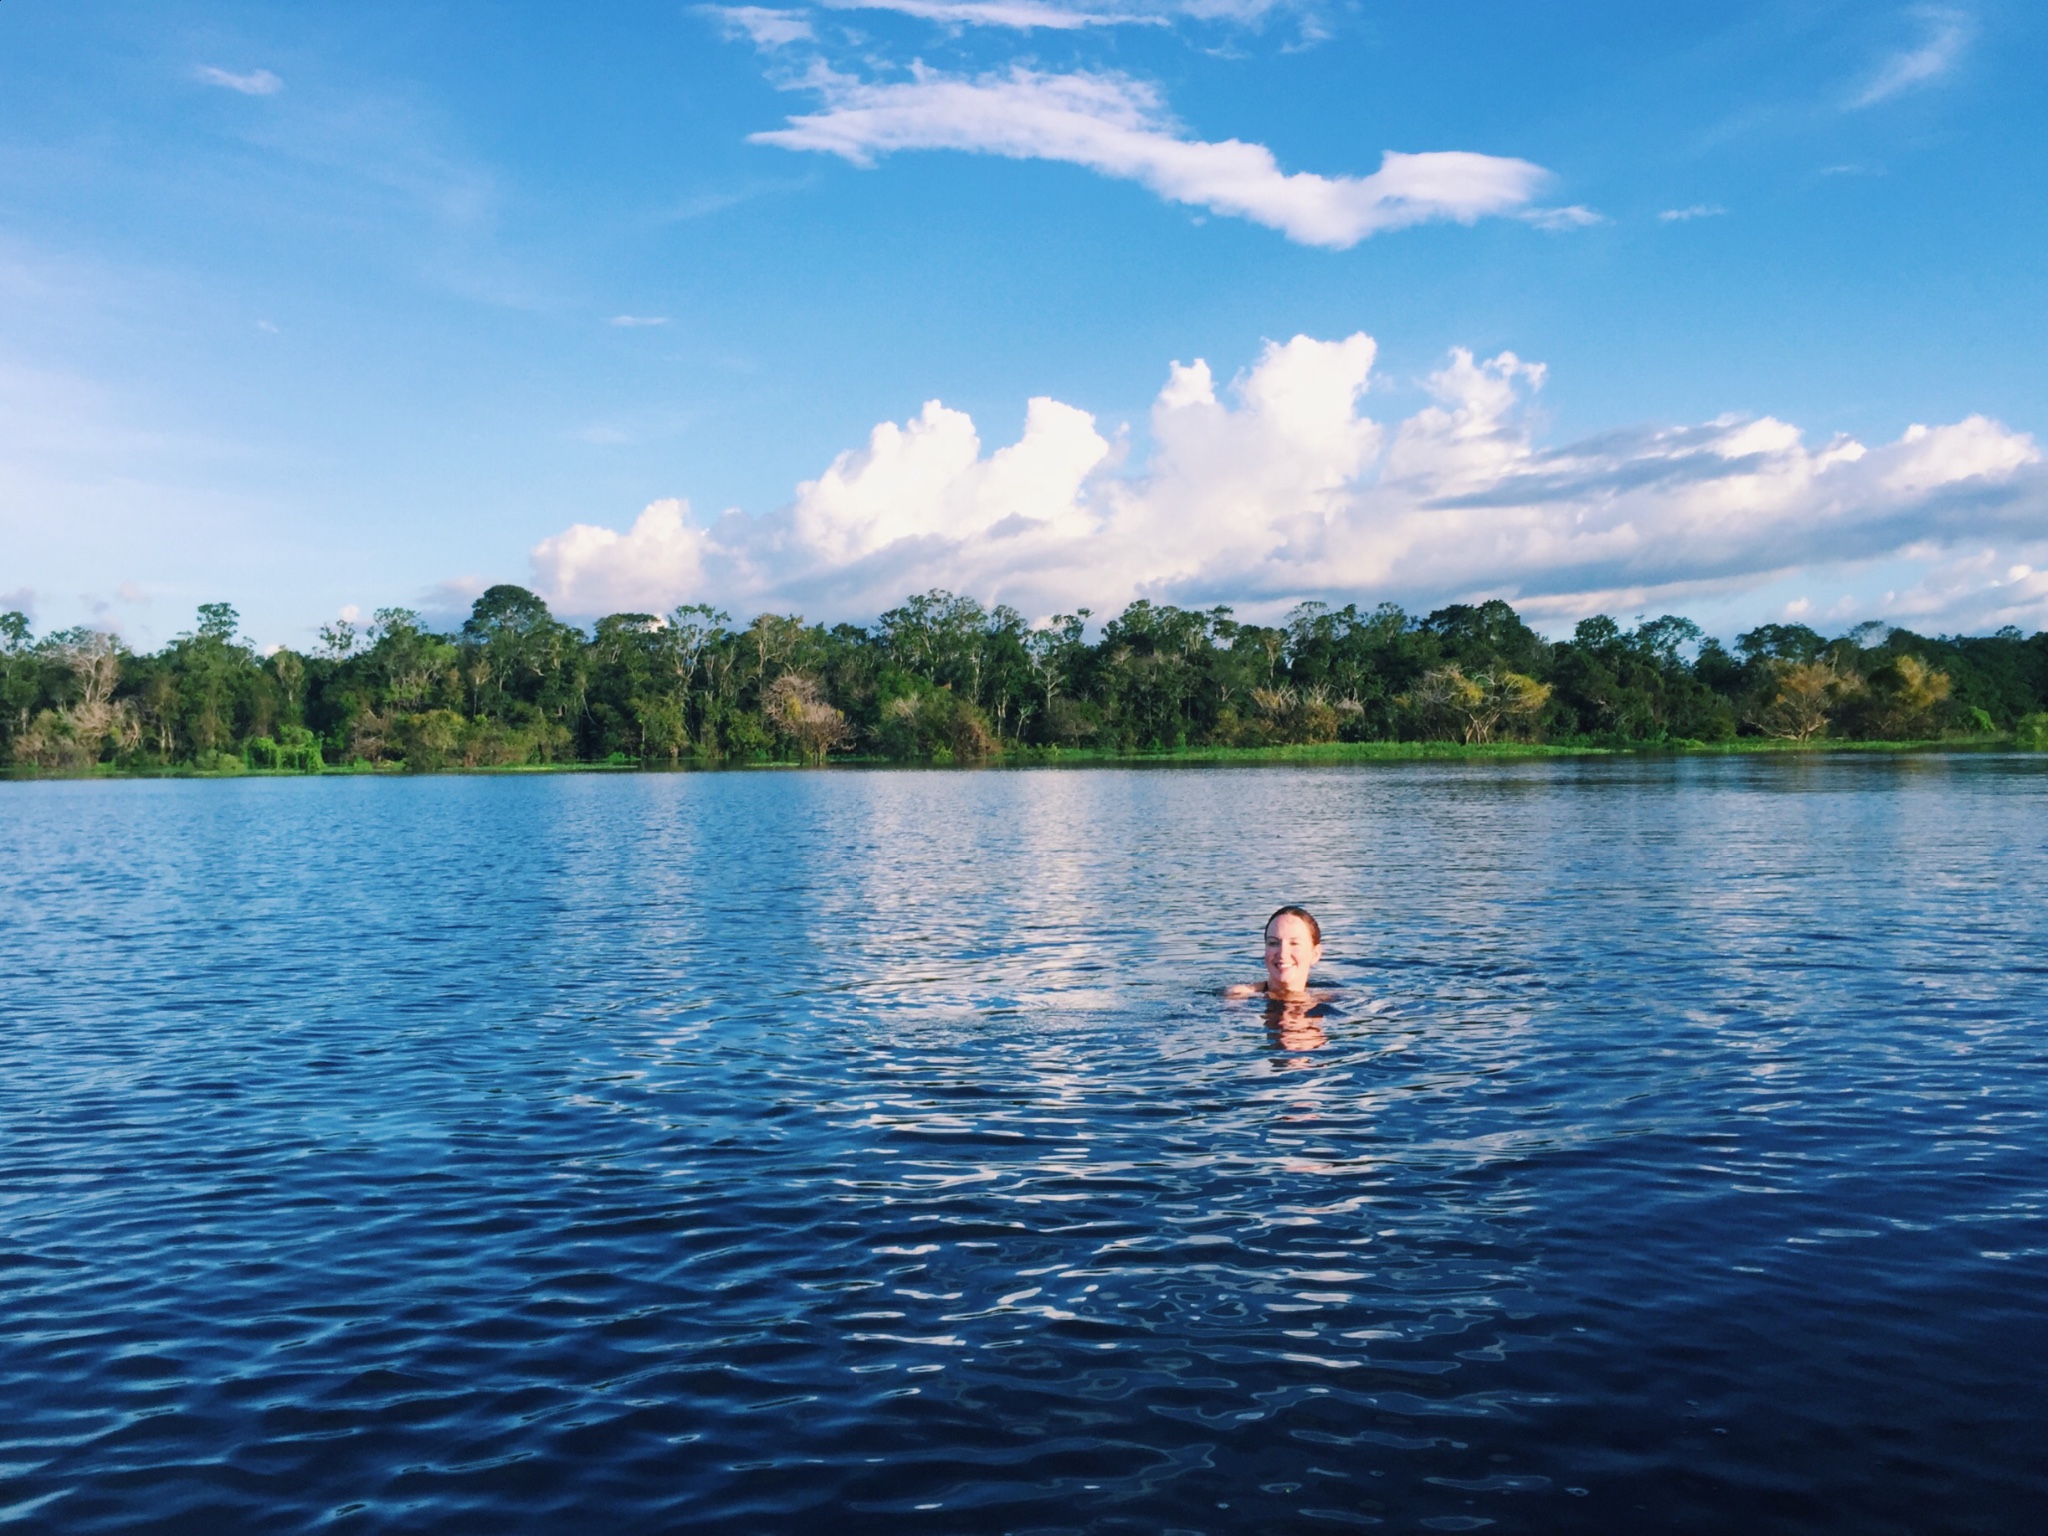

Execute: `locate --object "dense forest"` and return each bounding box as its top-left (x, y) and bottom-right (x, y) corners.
top-left (5, 586), bottom-right (2048, 772)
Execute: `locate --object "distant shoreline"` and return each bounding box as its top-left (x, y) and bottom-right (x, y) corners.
top-left (4, 735), bottom-right (2021, 782)
top-left (12, 589), bottom-right (2045, 778)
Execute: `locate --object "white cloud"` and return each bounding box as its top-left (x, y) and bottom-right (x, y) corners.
top-left (1105, 333), bottom-right (1383, 581)
top-left (791, 395), bottom-right (1110, 563)
top-left (526, 333), bottom-right (2047, 633)
top-left (750, 68), bottom-right (1556, 248)
top-left (1881, 416), bottom-right (2036, 495)
top-left (1866, 548), bottom-right (2048, 632)
top-left (532, 499), bottom-right (711, 616)
top-left (1521, 205), bottom-right (1603, 231)
top-left (195, 65), bottom-right (284, 96)
top-left (1659, 204), bottom-right (1726, 222)
top-left (707, 6), bottom-right (816, 48)
top-left (1173, 0), bottom-right (1294, 19)
top-left (607, 314), bottom-right (671, 327)
top-left (1849, 6), bottom-right (1973, 108)
top-left (817, 0), bottom-right (1162, 29)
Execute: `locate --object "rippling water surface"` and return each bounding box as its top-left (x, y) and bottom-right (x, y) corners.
top-left (4, 758), bottom-right (2046, 1534)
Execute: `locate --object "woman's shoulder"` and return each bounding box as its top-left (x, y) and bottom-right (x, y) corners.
top-left (1222, 981), bottom-right (1268, 999)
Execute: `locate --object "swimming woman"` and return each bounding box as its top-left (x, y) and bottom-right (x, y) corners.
top-left (1227, 905), bottom-right (1339, 1050)
top-left (1225, 905), bottom-right (1331, 1002)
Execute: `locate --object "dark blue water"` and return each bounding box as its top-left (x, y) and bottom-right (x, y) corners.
top-left (3, 758), bottom-right (2045, 1534)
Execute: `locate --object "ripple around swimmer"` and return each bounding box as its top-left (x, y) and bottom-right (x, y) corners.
top-left (2, 758), bottom-right (2046, 1534)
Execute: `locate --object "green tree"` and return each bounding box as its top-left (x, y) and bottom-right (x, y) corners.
top-left (1856, 653), bottom-right (1953, 739)
top-left (161, 604), bottom-right (261, 757)
top-left (0, 611), bottom-right (40, 759)
top-left (585, 612), bottom-right (668, 759)
top-left (1023, 611), bottom-right (1090, 742)
top-left (1095, 600), bottom-right (1217, 749)
top-left (370, 608), bottom-right (457, 713)
top-left (1549, 614), bottom-right (1730, 742)
top-left (459, 586), bottom-right (583, 755)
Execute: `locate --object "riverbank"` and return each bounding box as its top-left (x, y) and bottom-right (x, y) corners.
top-left (1014, 735), bottom-right (1993, 766)
top-left (3, 735), bottom-right (2024, 780)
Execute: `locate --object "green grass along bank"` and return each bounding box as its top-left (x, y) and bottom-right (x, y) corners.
top-left (10, 733), bottom-right (2035, 781)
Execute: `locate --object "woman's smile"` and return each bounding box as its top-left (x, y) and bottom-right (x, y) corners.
top-left (1264, 910), bottom-right (1321, 999)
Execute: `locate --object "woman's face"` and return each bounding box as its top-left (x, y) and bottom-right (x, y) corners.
top-left (1264, 913), bottom-right (1322, 997)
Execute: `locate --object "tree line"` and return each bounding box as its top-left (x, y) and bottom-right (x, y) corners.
top-left (5, 586), bottom-right (2048, 773)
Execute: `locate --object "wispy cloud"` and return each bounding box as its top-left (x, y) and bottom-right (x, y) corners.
top-left (706, 6), bottom-right (816, 48)
top-left (1522, 205), bottom-right (1602, 231)
top-left (751, 68), bottom-right (1557, 248)
top-left (195, 65), bottom-right (284, 96)
top-left (1659, 204), bottom-right (1726, 222)
top-left (1849, 6), bottom-right (1973, 109)
top-left (193, 79), bottom-right (539, 307)
top-left (528, 332), bottom-right (2046, 633)
top-left (607, 314), bottom-right (671, 327)
top-left (818, 0), bottom-right (1163, 30)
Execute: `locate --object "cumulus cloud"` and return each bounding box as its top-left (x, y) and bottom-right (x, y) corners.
top-left (1659, 204), bottom-right (1726, 222)
top-left (195, 65), bottom-right (284, 95)
top-left (751, 68), bottom-right (1556, 248)
top-left (1849, 6), bottom-right (1973, 108)
top-left (532, 499), bottom-right (712, 616)
top-left (791, 395), bottom-right (1110, 562)
top-left (1103, 334), bottom-right (1383, 584)
top-left (526, 332), bottom-right (2046, 633)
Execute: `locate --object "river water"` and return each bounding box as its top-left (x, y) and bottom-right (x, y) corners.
top-left (2, 758), bottom-right (2045, 1534)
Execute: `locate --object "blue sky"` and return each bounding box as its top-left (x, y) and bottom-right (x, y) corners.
top-left (4, 0), bottom-right (2046, 649)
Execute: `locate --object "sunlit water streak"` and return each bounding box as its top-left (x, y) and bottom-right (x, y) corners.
top-left (2, 757), bottom-right (2045, 1533)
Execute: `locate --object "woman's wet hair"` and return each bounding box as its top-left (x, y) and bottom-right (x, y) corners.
top-left (1264, 905), bottom-right (1321, 945)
